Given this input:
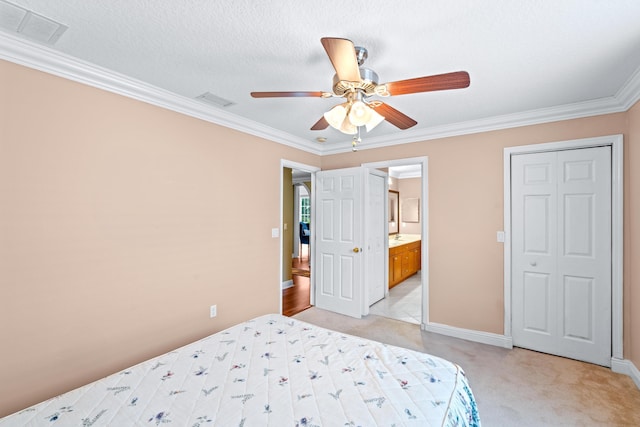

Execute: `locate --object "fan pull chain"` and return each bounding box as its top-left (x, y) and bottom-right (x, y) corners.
top-left (352, 127), bottom-right (362, 151)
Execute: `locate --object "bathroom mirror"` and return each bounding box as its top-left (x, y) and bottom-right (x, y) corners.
top-left (402, 198), bottom-right (420, 223)
top-left (388, 190), bottom-right (399, 234)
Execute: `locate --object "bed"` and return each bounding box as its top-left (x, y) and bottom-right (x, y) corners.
top-left (0, 314), bottom-right (480, 426)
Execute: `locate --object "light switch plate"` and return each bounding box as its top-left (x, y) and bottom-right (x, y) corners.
top-left (497, 231), bottom-right (505, 242)
top-left (271, 228), bottom-right (279, 238)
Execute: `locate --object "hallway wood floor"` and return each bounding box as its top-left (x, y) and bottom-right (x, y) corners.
top-left (282, 249), bottom-right (310, 317)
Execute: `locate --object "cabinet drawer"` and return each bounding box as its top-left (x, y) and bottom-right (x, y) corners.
top-left (389, 246), bottom-right (402, 256)
top-left (406, 241), bottom-right (421, 251)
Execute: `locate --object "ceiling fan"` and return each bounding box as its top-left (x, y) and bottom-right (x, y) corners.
top-left (251, 37), bottom-right (470, 149)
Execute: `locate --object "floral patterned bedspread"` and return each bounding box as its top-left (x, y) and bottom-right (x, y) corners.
top-left (1, 314), bottom-right (480, 426)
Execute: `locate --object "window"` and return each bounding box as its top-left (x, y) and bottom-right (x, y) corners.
top-left (300, 196), bottom-right (310, 224)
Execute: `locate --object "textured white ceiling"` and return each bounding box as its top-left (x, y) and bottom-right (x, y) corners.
top-left (3, 0), bottom-right (640, 153)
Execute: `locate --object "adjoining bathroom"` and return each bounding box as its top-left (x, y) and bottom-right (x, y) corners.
top-left (369, 164), bottom-right (423, 324)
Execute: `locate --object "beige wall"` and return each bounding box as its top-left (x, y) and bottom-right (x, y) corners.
top-left (0, 60), bottom-right (320, 417)
top-left (321, 112), bottom-right (636, 367)
top-left (1, 58), bottom-right (638, 417)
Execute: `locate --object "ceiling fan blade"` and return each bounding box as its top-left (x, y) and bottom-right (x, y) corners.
top-left (384, 71), bottom-right (470, 96)
top-left (310, 116), bottom-right (329, 130)
top-left (320, 37), bottom-right (361, 82)
top-left (370, 102), bottom-right (418, 130)
top-left (250, 91), bottom-right (327, 98)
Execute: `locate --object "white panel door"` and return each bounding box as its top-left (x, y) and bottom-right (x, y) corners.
top-left (314, 167), bottom-right (364, 318)
top-left (512, 147), bottom-right (611, 366)
top-left (556, 148), bottom-right (611, 364)
top-left (512, 152), bottom-right (558, 353)
top-left (366, 171), bottom-right (387, 306)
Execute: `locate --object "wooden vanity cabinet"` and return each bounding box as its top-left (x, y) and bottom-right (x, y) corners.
top-left (389, 240), bottom-right (421, 288)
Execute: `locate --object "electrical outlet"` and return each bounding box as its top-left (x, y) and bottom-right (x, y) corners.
top-left (210, 305), bottom-right (217, 318)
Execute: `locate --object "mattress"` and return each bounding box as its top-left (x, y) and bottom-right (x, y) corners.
top-left (1, 314), bottom-right (480, 426)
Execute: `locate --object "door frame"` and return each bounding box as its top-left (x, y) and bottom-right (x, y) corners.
top-left (503, 134), bottom-right (623, 363)
top-left (280, 159), bottom-right (320, 315)
top-left (362, 157), bottom-right (429, 327)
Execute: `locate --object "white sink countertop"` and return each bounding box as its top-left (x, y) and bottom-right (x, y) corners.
top-left (389, 234), bottom-right (421, 248)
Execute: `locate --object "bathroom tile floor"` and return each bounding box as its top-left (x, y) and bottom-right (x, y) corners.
top-left (369, 272), bottom-right (422, 325)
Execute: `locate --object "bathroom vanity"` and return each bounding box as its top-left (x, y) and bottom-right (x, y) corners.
top-left (388, 234), bottom-right (421, 288)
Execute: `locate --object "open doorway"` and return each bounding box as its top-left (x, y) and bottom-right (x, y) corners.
top-left (280, 160), bottom-right (319, 317)
top-left (363, 157), bottom-right (428, 327)
top-left (285, 178), bottom-right (311, 316)
top-left (278, 157), bottom-right (428, 324)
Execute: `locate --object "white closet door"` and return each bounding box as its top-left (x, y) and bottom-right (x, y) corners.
top-left (512, 147), bottom-right (611, 366)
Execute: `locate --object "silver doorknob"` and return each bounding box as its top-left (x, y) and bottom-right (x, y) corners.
top-left (530, 261), bottom-right (537, 267)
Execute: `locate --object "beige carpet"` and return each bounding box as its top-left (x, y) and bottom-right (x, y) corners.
top-left (294, 307), bottom-right (640, 426)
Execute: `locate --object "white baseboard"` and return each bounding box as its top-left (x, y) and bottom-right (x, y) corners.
top-left (423, 323), bottom-right (640, 390)
top-left (281, 280), bottom-right (294, 290)
top-left (611, 358), bottom-right (640, 390)
top-left (423, 322), bottom-right (513, 349)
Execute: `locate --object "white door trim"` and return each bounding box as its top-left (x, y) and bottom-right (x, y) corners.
top-left (362, 157), bottom-right (429, 327)
top-left (280, 159), bottom-right (320, 314)
top-left (503, 134), bottom-right (624, 362)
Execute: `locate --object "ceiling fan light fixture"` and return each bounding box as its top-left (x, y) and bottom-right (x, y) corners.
top-left (323, 103), bottom-right (347, 129)
top-left (348, 99), bottom-right (384, 132)
top-left (324, 98), bottom-right (382, 135)
top-left (324, 102), bottom-right (357, 134)
top-left (348, 100), bottom-right (372, 126)
top-left (364, 107), bottom-right (385, 132)
top-left (339, 116), bottom-right (357, 134)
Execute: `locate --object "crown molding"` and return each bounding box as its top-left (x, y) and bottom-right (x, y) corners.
top-left (616, 65), bottom-right (640, 111)
top-left (0, 31), bottom-right (323, 156)
top-left (2, 30), bottom-right (639, 157)
top-left (320, 66), bottom-right (640, 155)
top-left (320, 94), bottom-right (633, 155)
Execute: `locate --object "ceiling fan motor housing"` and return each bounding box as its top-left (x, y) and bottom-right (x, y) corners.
top-left (332, 67), bottom-right (379, 96)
